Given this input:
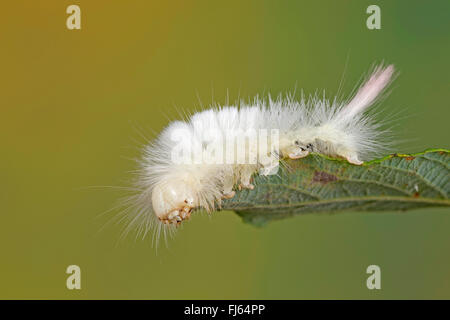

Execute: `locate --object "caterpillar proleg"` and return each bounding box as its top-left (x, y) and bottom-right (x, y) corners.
top-left (128, 64), bottom-right (395, 237)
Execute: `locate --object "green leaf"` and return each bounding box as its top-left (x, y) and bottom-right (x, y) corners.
top-left (221, 149), bottom-right (450, 226)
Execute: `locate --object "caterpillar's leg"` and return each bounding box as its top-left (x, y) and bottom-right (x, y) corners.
top-left (222, 173), bottom-right (236, 199)
top-left (238, 165), bottom-right (255, 190)
top-left (288, 148), bottom-right (309, 159)
top-left (259, 151), bottom-right (280, 176)
top-left (345, 154), bottom-right (363, 165)
top-left (165, 206), bottom-right (192, 225)
top-left (259, 162), bottom-right (279, 176)
top-left (337, 149), bottom-right (364, 165)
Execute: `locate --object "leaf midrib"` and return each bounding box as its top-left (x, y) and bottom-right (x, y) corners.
top-left (225, 195), bottom-right (450, 211)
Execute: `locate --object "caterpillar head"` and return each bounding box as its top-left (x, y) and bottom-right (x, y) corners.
top-left (151, 180), bottom-right (199, 226)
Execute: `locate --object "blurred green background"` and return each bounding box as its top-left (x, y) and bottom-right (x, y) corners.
top-left (1, 0), bottom-right (449, 299)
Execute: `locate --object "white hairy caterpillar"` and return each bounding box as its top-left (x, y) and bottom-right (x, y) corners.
top-left (124, 64), bottom-right (395, 240)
